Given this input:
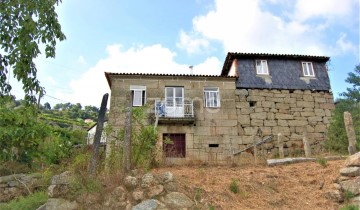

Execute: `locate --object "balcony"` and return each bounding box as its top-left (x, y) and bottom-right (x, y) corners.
top-left (155, 99), bottom-right (195, 124)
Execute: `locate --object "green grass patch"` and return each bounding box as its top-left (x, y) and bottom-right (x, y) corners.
top-left (0, 191), bottom-right (48, 210)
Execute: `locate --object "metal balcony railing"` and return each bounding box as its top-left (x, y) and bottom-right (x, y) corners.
top-left (155, 99), bottom-right (194, 118)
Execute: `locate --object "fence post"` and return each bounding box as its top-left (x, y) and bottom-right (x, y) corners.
top-left (253, 135), bottom-right (258, 164)
top-left (302, 129), bottom-right (311, 157)
top-left (277, 133), bottom-right (284, 158)
top-left (344, 111), bottom-right (357, 155)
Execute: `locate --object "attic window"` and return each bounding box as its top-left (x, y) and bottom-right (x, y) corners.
top-left (256, 60), bottom-right (269, 75)
top-left (302, 62), bottom-right (315, 77)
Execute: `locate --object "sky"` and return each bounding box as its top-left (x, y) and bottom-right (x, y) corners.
top-left (9, 0), bottom-right (360, 107)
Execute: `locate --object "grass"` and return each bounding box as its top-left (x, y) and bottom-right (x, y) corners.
top-left (0, 191), bottom-right (48, 210)
top-left (316, 157), bottom-right (328, 168)
top-left (340, 204), bottom-right (359, 210)
top-left (229, 180), bottom-right (239, 194)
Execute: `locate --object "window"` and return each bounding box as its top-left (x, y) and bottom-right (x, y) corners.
top-left (302, 62), bottom-right (315, 77)
top-left (130, 85), bottom-right (146, 106)
top-left (204, 87), bottom-right (220, 108)
top-left (256, 60), bottom-right (269, 75)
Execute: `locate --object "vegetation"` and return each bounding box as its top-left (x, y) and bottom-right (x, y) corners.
top-left (0, 0), bottom-right (66, 102)
top-left (325, 64), bottom-right (360, 153)
top-left (0, 191), bottom-right (48, 210)
top-left (229, 180), bottom-right (239, 194)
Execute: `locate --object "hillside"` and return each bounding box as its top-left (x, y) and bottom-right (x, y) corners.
top-left (152, 160), bottom-right (344, 209)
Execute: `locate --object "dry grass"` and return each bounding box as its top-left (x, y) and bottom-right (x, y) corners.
top-left (152, 159), bottom-right (344, 210)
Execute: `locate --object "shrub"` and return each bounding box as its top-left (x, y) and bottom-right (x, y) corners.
top-left (316, 157), bottom-right (328, 168)
top-left (0, 191), bottom-right (48, 210)
top-left (229, 180), bottom-right (239, 194)
top-left (340, 204), bottom-right (359, 210)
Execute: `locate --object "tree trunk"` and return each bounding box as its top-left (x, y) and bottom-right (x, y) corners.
top-left (123, 95), bottom-right (132, 172)
top-left (89, 93), bottom-right (109, 176)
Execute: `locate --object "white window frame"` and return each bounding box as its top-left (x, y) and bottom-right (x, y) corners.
top-left (302, 62), bottom-right (315, 77)
top-left (256, 60), bottom-right (269, 75)
top-left (130, 85), bottom-right (146, 107)
top-left (204, 87), bottom-right (220, 108)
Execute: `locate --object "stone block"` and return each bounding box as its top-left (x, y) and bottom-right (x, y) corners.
top-left (244, 127), bottom-right (258, 135)
top-left (278, 120), bottom-right (288, 126)
top-left (262, 101), bottom-right (275, 108)
top-left (251, 119), bottom-right (263, 126)
top-left (314, 109), bottom-right (325, 116)
top-left (275, 103), bottom-right (290, 109)
top-left (303, 95), bottom-right (314, 101)
top-left (264, 120), bottom-right (277, 127)
top-left (275, 113), bottom-right (294, 120)
top-left (236, 102), bottom-right (250, 109)
top-left (241, 136), bottom-right (254, 144)
top-left (247, 95), bottom-right (265, 102)
top-left (267, 97), bottom-right (284, 103)
top-left (288, 120), bottom-right (308, 127)
top-left (314, 124), bottom-right (327, 132)
top-left (235, 89), bottom-right (248, 96)
top-left (272, 127), bottom-right (290, 135)
top-left (283, 97), bottom-right (296, 104)
top-left (267, 112), bottom-right (275, 120)
top-left (301, 112), bottom-right (315, 117)
top-left (238, 115), bottom-right (250, 125)
top-left (314, 97), bottom-right (326, 103)
top-left (320, 103), bottom-right (335, 109)
top-left (250, 112), bottom-right (267, 120)
top-left (308, 116), bottom-right (323, 124)
top-left (297, 101), bottom-right (315, 108)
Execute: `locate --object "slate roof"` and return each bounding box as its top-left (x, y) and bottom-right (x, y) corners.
top-left (221, 52), bottom-right (331, 91)
top-left (105, 72), bottom-right (236, 88)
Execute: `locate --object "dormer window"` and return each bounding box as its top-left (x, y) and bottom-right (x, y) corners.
top-left (302, 62), bottom-right (315, 77)
top-left (256, 60), bottom-right (269, 75)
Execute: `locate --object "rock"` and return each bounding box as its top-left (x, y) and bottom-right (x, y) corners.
top-left (147, 184), bottom-right (164, 198)
top-left (324, 190), bottom-right (344, 203)
top-left (267, 157), bottom-right (316, 166)
top-left (337, 176), bottom-right (351, 182)
top-left (159, 172), bottom-right (174, 184)
top-left (132, 199), bottom-right (160, 210)
top-left (164, 182), bottom-right (177, 192)
top-left (124, 176), bottom-right (138, 190)
top-left (37, 198), bottom-right (78, 210)
top-left (104, 186), bottom-right (128, 209)
top-left (51, 171), bottom-right (72, 185)
top-left (349, 196), bottom-right (360, 208)
top-left (333, 183), bottom-right (341, 190)
top-left (340, 177), bottom-right (360, 195)
top-left (344, 152), bottom-right (360, 167)
top-left (163, 192), bottom-right (194, 209)
top-left (141, 173), bottom-right (155, 188)
top-left (133, 190), bottom-right (144, 202)
top-left (340, 167), bottom-right (360, 177)
top-left (48, 184), bottom-right (70, 198)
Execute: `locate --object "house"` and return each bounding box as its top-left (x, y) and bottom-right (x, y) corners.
top-left (105, 52), bottom-right (335, 164)
top-left (87, 121), bottom-right (108, 145)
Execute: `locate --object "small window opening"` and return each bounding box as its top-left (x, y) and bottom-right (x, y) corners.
top-left (209, 144), bottom-right (219, 148)
top-left (249, 101), bottom-right (256, 107)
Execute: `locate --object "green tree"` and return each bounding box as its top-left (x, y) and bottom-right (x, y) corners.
top-left (340, 64), bottom-right (360, 102)
top-left (0, 0), bottom-right (66, 102)
top-left (326, 64), bottom-right (360, 153)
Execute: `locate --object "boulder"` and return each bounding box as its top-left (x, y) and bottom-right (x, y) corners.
top-left (37, 198), bottom-right (78, 210)
top-left (163, 192), bottom-right (194, 209)
top-left (132, 199), bottom-right (160, 210)
top-left (324, 190), bottom-right (344, 203)
top-left (103, 186), bottom-right (127, 209)
top-left (47, 171), bottom-right (72, 198)
top-left (132, 190), bottom-right (144, 202)
top-left (340, 177), bottom-right (360, 195)
top-left (51, 171), bottom-right (72, 185)
top-left (164, 182), bottom-right (177, 192)
top-left (158, 172), bottom-right (174, 184)
top-left (141, 173), bottom-right (155, 188)
top-left (340, 167), bottom-right (360, 177)
top-left (349, 196), bottom-right (360, 208)
top-left (344, 152), bottom-right (360, 167)
top-left (124, 176), bottom-right (138, 190)
top-left (147, 184), bottom-right (164, 198)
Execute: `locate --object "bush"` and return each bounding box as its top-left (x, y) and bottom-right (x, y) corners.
top-left (340, 204), bottom-right (359, 210)
top-left (0, 191), bottom-right (48, 210)
top-left (229, 180), bottom-right (239, 194)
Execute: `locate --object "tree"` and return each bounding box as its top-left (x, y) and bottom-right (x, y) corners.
top-left (340, 64), bottom-right (360, 102)
top-left (0, 0), bottom-right (66, 103)
top-left (44, 102), bottom-right (51, 110)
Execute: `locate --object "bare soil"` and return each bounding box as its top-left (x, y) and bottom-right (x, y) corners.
top-left (152, 159), bottom-right (344, 210)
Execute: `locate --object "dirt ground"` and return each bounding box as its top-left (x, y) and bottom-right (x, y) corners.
top-left (152, 159), bottom-right (345, 210)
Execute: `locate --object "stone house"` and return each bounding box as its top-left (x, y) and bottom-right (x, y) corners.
top-left (105, 52), bottom-right (335, 164)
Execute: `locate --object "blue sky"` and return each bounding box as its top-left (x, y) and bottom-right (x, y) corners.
top-left (9, 0), bottom-right (360, 107)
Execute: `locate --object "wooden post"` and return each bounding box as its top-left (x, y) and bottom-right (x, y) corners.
top-left (277, 133), bottom-right (284, 158)
top-left (123, 94), bottom-right (132, 172)
top-left (89, 93), bottom-right (109, 176)
top-left (344, 112), bottom-right (357, 155)
top-left (253, 135), bottom-right (258, 164)
top-left (302, 129), bottom-right (311, 157)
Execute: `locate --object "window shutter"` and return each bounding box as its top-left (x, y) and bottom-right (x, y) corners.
top-left (133, 90), bottom-right (142, 106)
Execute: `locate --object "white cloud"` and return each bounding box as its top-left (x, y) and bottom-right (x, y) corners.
top-left (178, 0), bottom-right (358, 56)
top-left (176, 30), bottom-right (209, 54)
top-left (56, 44), bottom-right (221, 106)
top-left (78, 55), bottom-right (86, 65)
